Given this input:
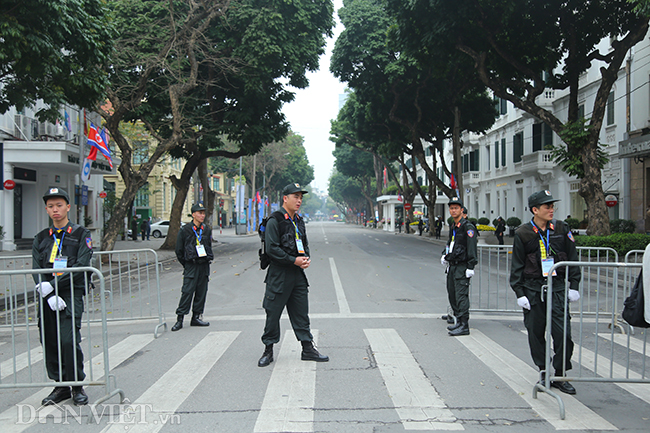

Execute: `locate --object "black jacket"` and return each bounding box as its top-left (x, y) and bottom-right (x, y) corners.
top-left (175, 222), bottom-right (213, 266)
top-left (443, 218), bottom-right (478, 269)
top-left (32, 222), bottom-right (93, 293)
top-left (510, 219), bottom-right (581, 297)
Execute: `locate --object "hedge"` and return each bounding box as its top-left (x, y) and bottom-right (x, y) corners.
top-left (574, 233), bottom-right (650, 256)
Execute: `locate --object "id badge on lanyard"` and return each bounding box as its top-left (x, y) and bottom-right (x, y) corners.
top-left (50, 232), bottom-right (67, 276)
top-left (194, 226), bottom-right (207, 257)
top-left (291, 218), bottom-right (305, 254)
top-left (196, 244), bottom-right (207, 257)
top-left (541, 257), bottom-right (556, 277)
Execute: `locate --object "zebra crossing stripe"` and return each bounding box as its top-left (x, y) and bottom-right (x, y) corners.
top-left (576, 335), bottom-right (650, 407)
top-left (254, 330), bottom-right (320, 432)
top-left (100, 331), bottom-right (239, 433)
top-left (364, 328), bottom-right (464, 431)
top-left (1, 333), bottom-right (155, 433)
top-left (1, 347), bottom-right (43, 380)
top-left (596, 332), bottom-right (649, 357)
top-left (462, 329), bottom-right (616, 430)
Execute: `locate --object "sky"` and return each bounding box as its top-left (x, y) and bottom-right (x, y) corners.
top-left (281, 0), bottom-right (346, 194)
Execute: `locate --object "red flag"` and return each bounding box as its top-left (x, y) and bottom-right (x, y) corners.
top-left (383, 166), bottom-right (387, 188)
top-left (450, 173), bottom-right (457, 190)
top-left (256, 191), bottom-right (261, 204)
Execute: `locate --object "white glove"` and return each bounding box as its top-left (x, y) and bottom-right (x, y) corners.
top-left (35, 281), bottom-right (54, 297)
top-left (517, 296), bottom-right (531, 310)
top-left (440, 256), bottom-right (448, 266)
top-left (47, 296), bottom-right (67, 311)
top-left (465, 269), bottom-right (474, 279)
top-left (568, 289), bottom-right (580, 302)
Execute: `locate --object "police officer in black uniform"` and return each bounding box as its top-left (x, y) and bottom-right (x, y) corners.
top-left (509, 190), bottom-right (581, 394)
top-left (440, 197), bottom-right (478, 336)
top-left (257, 183), bottom-right (329, 367)
top-left (171, 203), bottom-right (213, 331)
top-left (33, 188), bottom-right (92, 406)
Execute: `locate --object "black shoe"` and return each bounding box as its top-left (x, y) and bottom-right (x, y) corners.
top-left (71, 386), bottom-right (89, 406)
top-left (441, 314), bottom-right (455, 324)
top-left (447, 321), bottom-right (462, 331)
top-left (551, 380), bottom-right (577, 395)
top-left (190, 314), bottom-right (209, 327)
top-left (171, 316), bottom-right (183, 332)
top-left (42, 386), bottom-right (71, 406)
top-left (448, 321), bottom-right (470, 336)
top-left (301, 342), bottom-right (329, 362)
top-left (258, 345), bottom-right (274, 367)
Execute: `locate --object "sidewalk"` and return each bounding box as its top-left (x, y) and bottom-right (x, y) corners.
top-left (362, 224), bottom-right (516, 247)
top-left (0, 225), bottom-right (257, 260)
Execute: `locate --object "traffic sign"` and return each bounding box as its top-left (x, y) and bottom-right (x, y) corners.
top-left (404, 203), bottom-right (412, 211)
top-left (605, 194), bottom-right (617, 207)
top-left (3, 179), bottom-right (16, 190)
top-left (99, 191), bottom-right (108, 199)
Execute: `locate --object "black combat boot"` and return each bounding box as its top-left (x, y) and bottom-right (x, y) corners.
top-left (258, 344), bottom-right (274, 367)
top-left (190, 313), bottom-right (209, 327)
top-left (301, 341), bottom-right (329, 362)
top-left (447, 319), bottom-right (462, 331)
top-left (42, 386), bottom-right (71, 406)
top-left (171, 315), bottom-right (183, 332)
top-left (448, 319), bottom-right (470, 336)
top-left (71, 386), bottom-right (89, 406)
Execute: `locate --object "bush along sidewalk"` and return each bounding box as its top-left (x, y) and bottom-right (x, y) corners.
top-left (575, 233), bottom-right (650, 256)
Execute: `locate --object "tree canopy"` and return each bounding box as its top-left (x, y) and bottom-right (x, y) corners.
top-left (0, 0), bottom-right (113, 119)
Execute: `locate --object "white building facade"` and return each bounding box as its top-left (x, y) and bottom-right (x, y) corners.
top-left (0, 104), bottom-right (116, 251)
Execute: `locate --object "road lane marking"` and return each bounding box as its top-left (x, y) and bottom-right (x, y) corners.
top-left (101, 331), bottom-right (239, 433)
top-left (2, 333), bottom-right (155, 433)
top-left (364, 328), bottom-right (463, 430)
top-left (1, 347), bottom-right (43, 380)
top-left (254, 330), bottom-right (321, 432)
top-left (460, 329), bottom-right (616, 430)
top-left (596, 332), bottom-right (649, 357)
top-left (329, 258), bottom-right (351, 314)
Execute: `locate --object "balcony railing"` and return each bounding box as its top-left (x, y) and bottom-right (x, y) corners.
top-left (520, 150), bottom-right (555, 174)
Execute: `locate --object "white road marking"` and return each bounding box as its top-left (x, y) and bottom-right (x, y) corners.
top-left (1, 333), bottom-right (155, 433)
top-left (460, 329), bottom-right (616, 430)
top-left (365, 328), bottom-right (463, 430)
top-left (254, 330), bottom-right (321, 432)
top-left (596, 332), bottom-right (649, 357)
top-left (1, 347), bottom-right (43, 380)
top-left (101, 331), bottom-right (239, 433)
top-left (329, 258), bottom-right (351, 314)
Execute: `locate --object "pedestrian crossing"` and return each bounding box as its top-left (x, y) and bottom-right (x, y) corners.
top-left (1, 327), bottom-right (649, 431)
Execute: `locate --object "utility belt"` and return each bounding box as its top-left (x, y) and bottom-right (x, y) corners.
top-left (448, 260), bottom-right (468, 266)
top-left (188, 257), bottom-right (210, 265)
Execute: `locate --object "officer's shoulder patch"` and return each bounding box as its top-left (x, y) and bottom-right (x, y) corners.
top-left (467, 229), bottom-right (475, 238)
top-left (567, 231), bottom-right (575, 243)
top-left (86, 238), bottom-right (92, 249)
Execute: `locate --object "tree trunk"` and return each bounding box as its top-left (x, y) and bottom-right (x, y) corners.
top-left (160, 152), bottom-right (202, 250)
top-left (452, 106), bottom-right (463, 199)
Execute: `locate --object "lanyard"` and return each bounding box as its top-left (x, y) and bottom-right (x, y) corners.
top-left (451, 227), bottom-right (456, 242)
top-left (530, 219), bottom-right (551, 257)
top-left (193, 225), bottom-right (203, 245)
top-left (290, 217), bottom-right (301, 240)
top-left (52, 229), bottom-right (65, 257)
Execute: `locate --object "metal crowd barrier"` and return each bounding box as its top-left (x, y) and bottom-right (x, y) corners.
top-left (0, 249), bottom-right (166, 338)
top-left (534, 261), bottom-right (648, 420)
top-left (0, 267), bottom-right (124, 405)
top-left (471, 246), bottom-right (620, 316)
top-left (91, 249), bottom-right (166, 338)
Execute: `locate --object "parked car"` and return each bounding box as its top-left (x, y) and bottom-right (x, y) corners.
top-left (150, 220), bottom-right (185, 238)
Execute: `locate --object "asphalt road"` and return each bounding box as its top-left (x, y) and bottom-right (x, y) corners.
top-left (1, 221), bottom-right (649, 432)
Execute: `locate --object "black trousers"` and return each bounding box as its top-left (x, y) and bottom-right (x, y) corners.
top-left (496, 233), bottom-right (504, 245)
top-left (261, 268), bottom-right (313, 345)
top-left (446, 264), bottom-right (470, 320)
top-left (523, 288), bottom-right (574, 374)
top-left (175, 264), bottom-right (209, 316)
top-left (39, 295), bottom-right (85, 383)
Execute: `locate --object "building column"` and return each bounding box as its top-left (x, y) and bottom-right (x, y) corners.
top-left (1, 161), bottom-right (16, 251)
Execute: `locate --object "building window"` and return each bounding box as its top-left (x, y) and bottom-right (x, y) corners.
top-left (578, 104), bottom-right (585, 119)
top-left (134, 182), bottom-right (149, 207)
top-left (606, 91), bottom-right (615, 125)
top-left (462, 154), bottom-right (469, 173)
top-left (469, 149), bottom-right (479, 171)
top-left (501, 138), bottom-right (506, 167)
top-left (494, 141), bottom-right (499, 168)
top-left (486, 146), bottom-right (490, 169)
top-left (532, 123), bottom-right (553, 151)
top-left (513, 132), bottom-right (524, 163)
top-left (494, 96), bottom-right (507, 115)
top-left (132, 140), bottom-right (148, 164)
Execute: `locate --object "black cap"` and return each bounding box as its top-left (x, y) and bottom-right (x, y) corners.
top-left (43, 187), bottom-right (69, 204)
top-left (191, 203), bottom-right (206, 213)
top-left (528, 190), bottom-right (559, 209)
top-left (282, 183), bottom-right (308, 196)
top-left (448, 196), bottom-right (463, 207)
